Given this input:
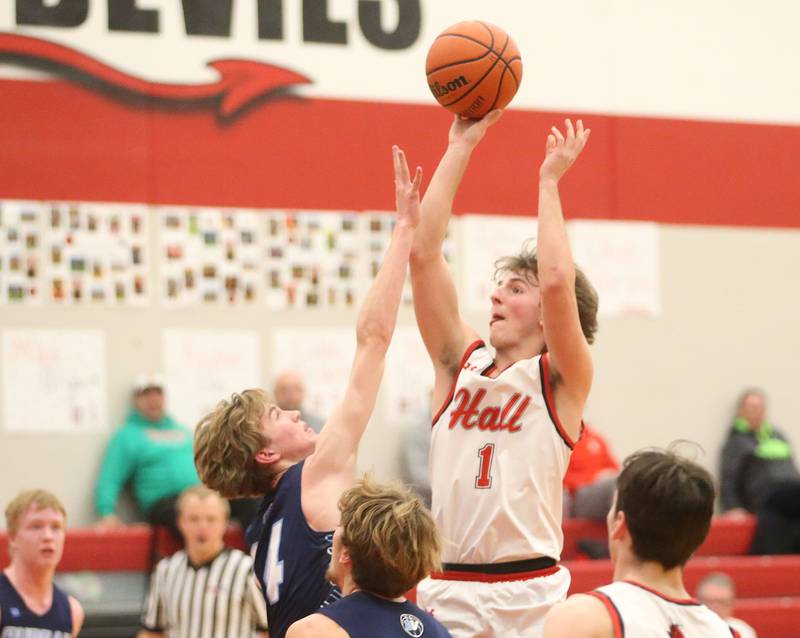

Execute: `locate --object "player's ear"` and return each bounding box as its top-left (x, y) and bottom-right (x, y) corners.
top-left (254, 447), bottom-right (280, 465)
top-left (339, 548), bottom-right (352, 566)
top-left (609, 509), bottom-right (627, 541)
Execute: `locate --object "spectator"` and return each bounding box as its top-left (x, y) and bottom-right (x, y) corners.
top-left (1, 490), bottom-right (84, 637)
top-left (94, 374), bottom-right (257, 536)
top-left (286, 478), bottom-right (451, 638)
top-left (138, 486), bottom-right (267, 638)
top-left (563, 423), bottom-right (619, 520)
top-left (696, 572), bottom-right (758, 638)
top-left (273, 370), bottom-right (325, 433)
top-left (94, 374), bottom-right (201, 535)
top-left (720, 388), bottom-right (800, 554)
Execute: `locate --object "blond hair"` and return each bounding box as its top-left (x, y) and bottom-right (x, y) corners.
top-left (494, 244), bottom-right (599, 345)
top-left (5, 489), bottom-right (66, 535)
top-left (176, 485), bottom-right (230, 519)
top-left (194, 389), bottom-right (274, 498)
top-left (339, 477), bottom-right (441, 598)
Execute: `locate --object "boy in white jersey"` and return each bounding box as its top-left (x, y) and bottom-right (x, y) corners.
top-left (410, 112), bottom-right (599, 637)
top-left (543, 450), bottom-right (740, 638)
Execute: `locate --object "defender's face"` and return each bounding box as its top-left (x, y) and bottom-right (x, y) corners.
top-left (325, 526), bottom-right (346, 589)
top-left (489, 271), bottom-right (542, 349)
top-left (10, 506), bottom-right (65, 569)
top-left (261, 405), bottom-right (316, 464)
top-left (177, 494), bottom-right (228, 554)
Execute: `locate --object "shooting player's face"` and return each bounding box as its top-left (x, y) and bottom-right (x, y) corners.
top-left (10, 506), bottom-right (65, 570)
top-left (489, 271), bottom-right (542, 349)
top-left (261, 405), bottom-right (317, 464)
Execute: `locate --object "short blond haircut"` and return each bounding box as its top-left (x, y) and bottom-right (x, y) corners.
top-left (176, 485), bottom-right (230, 519)
top-left (339, 477), bottom-right (441, 598)
top-left (495, 244), bottom-right (599, 345)
top-left (194, 389), bottom-right (274, 498)
top-left (5, 490), bottom-right (66, 535)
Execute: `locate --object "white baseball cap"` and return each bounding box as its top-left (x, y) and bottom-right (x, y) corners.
top-left (133, 373), bottom-right (165, 394)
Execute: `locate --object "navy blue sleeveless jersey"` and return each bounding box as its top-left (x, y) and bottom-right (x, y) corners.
top-left (252, 461), bottom-right (341, 638)
top-left (0, 572), bottom-right (73, 637)
top-left (318, 591), bottom-right (452, 638)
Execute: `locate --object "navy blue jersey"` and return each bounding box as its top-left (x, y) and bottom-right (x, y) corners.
top-left (319, 591), bottom-right (452, 638)
top-left (252, 461), bottom-right (341, 638)
top-left (0, 572), bottom-right (73, 637)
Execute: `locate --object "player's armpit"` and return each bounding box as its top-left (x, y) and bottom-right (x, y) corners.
top-left (286, 613), bottom-right (348, 638)
top-left (542, 594), bottom-right (613, 638)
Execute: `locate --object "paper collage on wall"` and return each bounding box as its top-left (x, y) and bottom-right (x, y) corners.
top-left (0, 200), bottom-right (661, 314)
top-left (158, 207), bottom-right (262, 306)
top-left (0, 200), bottom-right (148, 305)
top-left (264, 211), bottom-right (360, 310)
top-left (1, 330), bottom-right (107, 432)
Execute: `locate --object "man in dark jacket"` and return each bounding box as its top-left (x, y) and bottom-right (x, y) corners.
top-left (720, 388), bottom-right (800, 554)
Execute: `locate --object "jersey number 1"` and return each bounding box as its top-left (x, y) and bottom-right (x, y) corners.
top-left (475, 443), bottom-right (495, 489)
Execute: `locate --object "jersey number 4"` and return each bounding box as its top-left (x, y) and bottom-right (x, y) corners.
top-left (475, 443), bottom-right (495, 489)
top-left (265, 519), bottom-right (284, 604)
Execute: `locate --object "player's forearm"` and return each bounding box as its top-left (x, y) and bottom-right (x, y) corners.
top-left (413, 145), bottom-right (472, 260)
top-left (537, 178), bottom-right (576, 290)
top-left (356, 224), bottom-right (414, 347)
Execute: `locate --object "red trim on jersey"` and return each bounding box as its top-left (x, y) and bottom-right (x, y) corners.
top-left (540, 353), bottom-right (581, 449)
top-left (430, 564), bottom-right (560, 583)
top-left (481, 363), bottom-right (497, 377)
top-left (431, 340), bottom-right (485, 428)
top-left (730, 628), bottom-right (741, 638)
top-left (587, 591), bottom-right (625, 638)
top-left (621, 580), bottom-right (700, 606)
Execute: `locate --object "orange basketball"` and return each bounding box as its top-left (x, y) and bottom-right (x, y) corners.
top-left (426, 21), bottom-right (523, 119)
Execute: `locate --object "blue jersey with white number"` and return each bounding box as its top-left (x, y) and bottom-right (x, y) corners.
top-left (251, 461), bottom-right (340, 638)
top-left (319, 591), bottom-right (452, 638)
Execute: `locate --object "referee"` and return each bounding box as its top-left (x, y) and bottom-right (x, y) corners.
top-left (139, 486), bottom-right (267, 638)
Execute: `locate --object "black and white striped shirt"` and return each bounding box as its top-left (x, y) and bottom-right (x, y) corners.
top-left (141, 547), bottom-right (268, 638)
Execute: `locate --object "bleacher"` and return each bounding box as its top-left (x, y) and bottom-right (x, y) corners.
top-left (2, 516), bottom-right (798, 637)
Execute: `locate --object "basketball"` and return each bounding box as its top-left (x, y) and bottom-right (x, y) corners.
top-left (425, 21), bottom-right (523, 119)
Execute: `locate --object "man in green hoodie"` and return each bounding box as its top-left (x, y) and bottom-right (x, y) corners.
top-left (94, 375), bottom-right (200, 534)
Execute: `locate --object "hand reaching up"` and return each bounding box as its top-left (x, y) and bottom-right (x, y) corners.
top-left (539, 118), bottom-right (591, 183)
top-left (393, 145), bottom-right (422, 230)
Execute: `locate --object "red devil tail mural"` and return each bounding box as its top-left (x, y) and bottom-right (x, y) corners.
top-left (0, 32), bottom-right (311, 118)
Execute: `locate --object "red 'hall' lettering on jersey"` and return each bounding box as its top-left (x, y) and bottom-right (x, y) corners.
top-left (448, 388), bottom-right (530, 432)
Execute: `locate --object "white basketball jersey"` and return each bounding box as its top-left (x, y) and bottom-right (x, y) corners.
top-left (429, 341), bottom-right (578, 564)
top-left (591, 581), bottom-right (737, 638)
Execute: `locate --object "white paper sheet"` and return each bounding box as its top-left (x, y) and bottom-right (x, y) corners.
top-left (568, 220), bottom-right (661, 317)
top-left (459, 214), bottom-right (538, 314)
top-left (384, 328), bottom-right (435, 423)
top-left (2, 330), bottom-right (107, 432)
top-left (270, 328), bottom-right (355, 420)
top-left (163, 330), bottom-right (262, 429)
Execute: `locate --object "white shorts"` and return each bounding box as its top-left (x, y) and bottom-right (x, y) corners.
top-left (416, 565), bottom-right (571, 638)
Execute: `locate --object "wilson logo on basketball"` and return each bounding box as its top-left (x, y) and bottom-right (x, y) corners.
top-left (448, 388), bottom-right (530, 432)
top-left (428, 75), bottom-right (470, 98)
